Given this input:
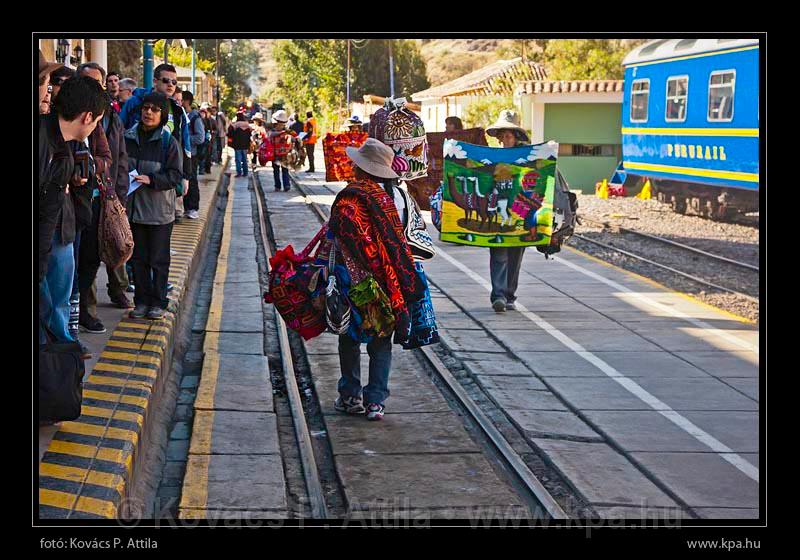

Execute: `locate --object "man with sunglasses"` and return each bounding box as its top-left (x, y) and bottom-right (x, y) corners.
top-left (119, 64), bottom-right (191, 169)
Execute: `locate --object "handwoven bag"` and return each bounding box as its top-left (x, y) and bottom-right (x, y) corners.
top-left (369, 98), bottom-right (428, 181)
top-left (264, 224), bottom-right (329, 340)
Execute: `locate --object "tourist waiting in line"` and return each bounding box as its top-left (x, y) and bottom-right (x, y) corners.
top-left (75, 62), bottom-right (133, 343)
top-left (182, 90), bottom-right (205, 220)
top-left (39, 76), bottom-right (108, 347)
top-left (228, 112), bottom-right (252, 177)
top-left (124, 92), bottom-right (183, 320)
top-left (118, 78), bottom-right (137, 106)
top-left (212, 106), bottom-right (228, 164)
top-left (106, 71), bottom-right (121, 112)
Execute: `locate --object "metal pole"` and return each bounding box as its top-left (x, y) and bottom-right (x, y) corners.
top-left (191, 39), bottom-right (196, 95)
top-left (388, 41), bottom-right (395, 98)
top-left (143, 40), bottom-right (154, 90)
top-left (346, 39), bottom-right (351, 113)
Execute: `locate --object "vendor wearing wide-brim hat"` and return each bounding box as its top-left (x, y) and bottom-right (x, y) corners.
top-left (486, 109), bottom-right (530, 146)
top-left (267, 109), bottom-right (297, 191)
top-left (484, 109), bottom-right (531, 314)
top-left (345, 115), bottom-right (364, 133)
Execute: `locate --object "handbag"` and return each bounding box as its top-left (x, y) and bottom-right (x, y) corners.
top-left (39, 323), bottom-right (84, 423)
top-left (264, 225), bottom-right (329, 340)
top-left (97, 174), bottom-right (134, 270)
top-left (324, 240), bottom-right (351, 335)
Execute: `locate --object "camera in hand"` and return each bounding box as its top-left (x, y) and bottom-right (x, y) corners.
top-left (73, 149), bottom-right (95, 182)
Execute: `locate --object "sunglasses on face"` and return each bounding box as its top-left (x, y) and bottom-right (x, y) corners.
top-left (142, 104), bottom-right (162, 114)
top-left (159, 77), bottom-right (178, 86)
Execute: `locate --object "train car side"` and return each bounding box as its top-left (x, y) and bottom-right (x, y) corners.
top-left (621, 39), bottom-right (759, 218)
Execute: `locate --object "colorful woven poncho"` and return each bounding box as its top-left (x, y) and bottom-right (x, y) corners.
top-left (329, 180), bottom-right (425, 346)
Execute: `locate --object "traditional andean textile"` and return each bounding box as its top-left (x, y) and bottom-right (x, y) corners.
top-left (407, 127), bottom-right (486, 210)
top-left (329, 180), bottom-right (425, 346)
top-left (322, 131), bottom-right (369, 182)
top-left (369, 99), bottom-right (428, 181)
top-left (401, 262), bottom-right (439, 349)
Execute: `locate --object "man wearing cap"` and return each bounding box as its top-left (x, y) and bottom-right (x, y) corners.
top-left (267, 110), bottom-right (296, 191)
top-left (328, 138), bottom-right (427, 421)
top-left (484, 110), bottom-right (531, 313)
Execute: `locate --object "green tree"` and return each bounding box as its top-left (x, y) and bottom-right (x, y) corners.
top-left (350, 39), bottom-right (429, 100)
top-left (462, 95), bottom-right (517, 146)
top-left (539, 39), bottom-right (648, 80)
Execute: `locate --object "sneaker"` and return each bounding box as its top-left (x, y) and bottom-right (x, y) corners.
top-left (110, 293), bottom-right (135, 309)
top-left (283, 187), bottom-right (291, 192)
top-left (130, 304), bottom-right (148, 319)
top-left (274, 187), bottom-right (282, 192)
top-left (147, 307), bottom-right (166, 320)
top-left (505, 301), bottom-right (516, 311)
top-left (79, 315), bottom-right (106, 334)
top-left (334, 395), bottom-right (366, 415)
top-left (492, 299), bottom-right (506, 313)
top-left (235, 173), bottom-right (242, 177)
top-left (127, 284), bottom-right (136, 293)
top-left (186, 210), bottom-right (199, 219)
top-left (366, 403), bottom-right (385, 421)
top-left (167, 283), bottom-right (174, 292)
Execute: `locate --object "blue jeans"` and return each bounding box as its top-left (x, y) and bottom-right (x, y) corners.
top-left (489, 246), bottom-right (525, 304)
top-left (234, 149), bottom-right (248, 176)
top-left (39, 231), bottom-right (75, 344)
top-left (338, 334), bottom-right (392, 406)
top-left (272, 162), bottom-right (290, 189)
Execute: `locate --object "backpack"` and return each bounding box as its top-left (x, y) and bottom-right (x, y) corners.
top-left (537, 170), bottom-right (578, 258)
top-left (258, 138), bottom-right (274, 165)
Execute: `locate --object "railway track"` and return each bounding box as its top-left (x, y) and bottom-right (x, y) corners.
top-left (257, 173), bottom-right (568, 520)
top-left (578, 217), bottom-right (759, 272)
top-left (573, 217), bottom-right (759, 305)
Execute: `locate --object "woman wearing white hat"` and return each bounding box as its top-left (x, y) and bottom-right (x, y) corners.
top-left (485, 110), bottom-right (531, 313)
top-left (267, 109), bottom-right (297, 191)
top-left (328, 138), bottom-right (433, 421)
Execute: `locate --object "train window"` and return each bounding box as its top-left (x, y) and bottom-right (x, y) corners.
top-left (665, 76), bottom-right (689, 122)
top-left (559, 144), bottom-right (622, 158)
top-left (630, 79), bottom-right (649, 122)
top-left (675, 39), bottom-right (698, 50)
top-left (708, 70), bottom-right (735, 122)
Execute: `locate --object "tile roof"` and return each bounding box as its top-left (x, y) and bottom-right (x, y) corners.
top-left (412, 58), bottom-right (548, 100)
top-left (517, 80), bottom-right (624, 95)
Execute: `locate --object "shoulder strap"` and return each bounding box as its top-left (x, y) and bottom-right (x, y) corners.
top-left (161, 129), bottom-right (172, 161)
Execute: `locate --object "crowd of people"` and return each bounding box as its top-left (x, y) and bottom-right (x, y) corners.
top-left (38, 51), bottom-right (227, 363)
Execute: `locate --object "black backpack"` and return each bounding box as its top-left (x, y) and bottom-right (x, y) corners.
top-left (39, 324), bottom-right (85, 423)
top-left (537, 170), bottom-right (578, 258)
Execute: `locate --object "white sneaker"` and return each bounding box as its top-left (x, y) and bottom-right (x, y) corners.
top-left (186, 210), bottom-right (199, 220)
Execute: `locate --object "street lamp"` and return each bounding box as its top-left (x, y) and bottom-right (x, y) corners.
top-left (72, 43), bottom-right (83, 65)
top-left (55, 39), bottom-right (70, 64)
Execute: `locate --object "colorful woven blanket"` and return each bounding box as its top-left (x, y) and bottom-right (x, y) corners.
top-left (329, 180), bottom-right (425, 346)
top-left (322, 132), bottom-right (369, 182)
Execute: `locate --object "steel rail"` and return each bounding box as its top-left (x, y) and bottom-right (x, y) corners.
top-left (290, 175), bottom-right (568, 520)
top-left (252, 173), bottom-right (329, 519)
top-left (572, 233), bottom-right (759, 303)
top-left (579, 218), bottom-right (759, 272)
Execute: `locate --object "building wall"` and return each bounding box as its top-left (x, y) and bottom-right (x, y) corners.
top-left (543, 103), bottom-right (622, 193)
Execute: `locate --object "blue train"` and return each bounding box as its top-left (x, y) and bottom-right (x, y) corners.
top-left (621, 39), bottom-right (759, 218)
